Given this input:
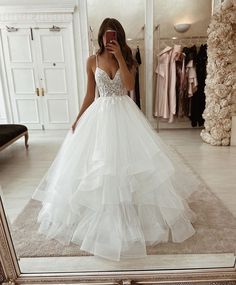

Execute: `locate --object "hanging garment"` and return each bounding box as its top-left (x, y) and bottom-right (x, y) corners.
top-left (184, 59), bottom-right (198, 118)
top-left (154, 46), bottom-right (173, 118)
top-left (135, 46), bottom-right (142, 109)
top-left (190, 44), bottom-right (207, 127)
top-left (128, 47), bottom-right (141, 109)
top-left (175, 53), bottom-right (186, 117)
top-left (186, 60), bottom-right (198, 98)
top-left (182, 45), bottom-right (198, 118)
top-left (168, 44), bottom-right (182, 123)
top-left (183, 45), bottom-right (197, 68)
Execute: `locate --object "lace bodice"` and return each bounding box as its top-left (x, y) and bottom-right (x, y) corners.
top-left (95, 57), bottom-right (128, 97)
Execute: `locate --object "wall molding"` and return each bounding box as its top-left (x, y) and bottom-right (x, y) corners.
top-left (0, 5), bottom-right (75, 14)
top-left (0, 5), bottom-right (75, 23)
top-left (0, 12), bottom-right (73, 23)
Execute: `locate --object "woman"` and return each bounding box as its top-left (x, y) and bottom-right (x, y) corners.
top-left (32, 18), bottom-right (198, 261)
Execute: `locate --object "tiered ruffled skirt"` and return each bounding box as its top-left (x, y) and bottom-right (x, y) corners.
top-left (32, 95), bottom-right (198, 261)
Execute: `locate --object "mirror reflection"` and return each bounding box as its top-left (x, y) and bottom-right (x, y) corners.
top-left (0, 0), bottom-right (235, 274)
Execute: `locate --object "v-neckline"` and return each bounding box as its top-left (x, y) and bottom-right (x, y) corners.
top-left (96, 66), bottom-right (120, 81)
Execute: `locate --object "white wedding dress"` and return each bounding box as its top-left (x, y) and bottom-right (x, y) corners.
top-left (32, 55), bottom-right (198, 261)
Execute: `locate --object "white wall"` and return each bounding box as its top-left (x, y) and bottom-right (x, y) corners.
top-left (87, 0), bottom-right (145, 40)
top-left (87, 0), bottom-right (212, 45)
top-left (0, 0), bottom-right (75, 5)
top-left (154, 0), bottom-right (212, 37)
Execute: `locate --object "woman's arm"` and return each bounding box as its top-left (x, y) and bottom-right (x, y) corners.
top-left (106, 41), bottom-right (136, 91)
top-left (71, 56), bottom-right (96, 132)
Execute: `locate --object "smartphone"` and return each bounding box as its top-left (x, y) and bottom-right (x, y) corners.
top-left (105, 30), bottom-right (117, 45)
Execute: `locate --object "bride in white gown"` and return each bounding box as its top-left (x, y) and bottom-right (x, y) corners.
top-left (32, 18), bottom-right (199, 261)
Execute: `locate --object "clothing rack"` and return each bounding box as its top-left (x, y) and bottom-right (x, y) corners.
top-left (156, 36), bottom-right (208, 50)
top-left (159, 36), bottom-right (207, 40)
top-left (153, 25), bottom-right (208, 40)
top-left (154, 27), bottom-right (208, 131)
top-left (127, 38), bottom-right (145, 50)
top-left (127, 37), bottom-right (144, 41)
top-left (90, 37), bottom-right (145, 42)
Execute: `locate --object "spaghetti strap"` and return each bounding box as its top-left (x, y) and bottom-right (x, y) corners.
top-left (95, 54), bottom-right (98, 67)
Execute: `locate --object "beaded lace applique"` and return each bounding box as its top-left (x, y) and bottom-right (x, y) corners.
top-left (95, 67), bottom-right (127, 97)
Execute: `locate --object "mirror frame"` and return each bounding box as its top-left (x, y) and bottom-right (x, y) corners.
top-left (0, 0), bottom-right (236, 284)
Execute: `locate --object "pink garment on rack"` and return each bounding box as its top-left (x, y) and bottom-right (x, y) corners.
top-left (168, 44), bottom-right (182, 123)
top-left (154, 46), bottom-right (173, 118)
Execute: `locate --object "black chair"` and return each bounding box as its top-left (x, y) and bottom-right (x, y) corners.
top-left (0, 124), bottom-right (29, 151)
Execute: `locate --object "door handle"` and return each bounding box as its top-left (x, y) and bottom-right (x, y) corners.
top-left (41, 88), bottom-right (45, 96)
top-left (36, 88), bottom-right (39, 96)
top-left (38, 88), bottom-right (45, 96)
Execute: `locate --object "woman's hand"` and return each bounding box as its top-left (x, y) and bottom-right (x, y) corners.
top-left (106, 40), bottom-right (135, 91)
top-left (106, 40), bottom-right (123, 60)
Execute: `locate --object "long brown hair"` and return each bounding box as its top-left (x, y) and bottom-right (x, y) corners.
top-left (97, 18), bottom-right (136, 70)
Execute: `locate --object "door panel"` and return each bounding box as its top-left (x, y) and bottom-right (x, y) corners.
top-left (15, 99), bottom-right (40, 123)
top-left (44, 68), bottom-right (67, 94)
top-left (1, 28), bottom-right (42, 129)
top-left (40, 34), bottom-right (65, 62)
top-left (7, 34), bottom-right (33, 63)
top-left (11, 68), bottom-right (35, 94)
top-left (46, 99), bottom-right (70, 123)
top-left (34, 27), bottom-right (77, 129)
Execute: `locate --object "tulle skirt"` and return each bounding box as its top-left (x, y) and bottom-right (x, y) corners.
top-left (32, 95), bottom-right (199, 261)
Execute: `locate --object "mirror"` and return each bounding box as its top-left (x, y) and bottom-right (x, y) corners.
top-left (0, 0), bottom-right (235, 283)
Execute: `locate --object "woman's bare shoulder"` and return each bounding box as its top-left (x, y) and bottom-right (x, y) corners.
top-left (87, 55), bottom-right (97, 72)
top-left (87, 55), bottom-right (96, 65)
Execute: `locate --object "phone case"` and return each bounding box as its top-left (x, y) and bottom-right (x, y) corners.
top-left (105, 30), bottom-right (117, 45)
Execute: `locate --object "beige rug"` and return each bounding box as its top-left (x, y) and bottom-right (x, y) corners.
top-left (10, 181), bottom-right (236, 258)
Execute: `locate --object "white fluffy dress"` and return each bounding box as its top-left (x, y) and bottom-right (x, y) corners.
top-left (32, 57), bottom-right (199, 261)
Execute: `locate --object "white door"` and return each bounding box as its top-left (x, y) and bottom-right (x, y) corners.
top-left (1, 25), bottom-right (78, 129)
top-left (33, 26), bottom-right (78, 129)
top-left (1, 28), bottom-right (42, 129)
